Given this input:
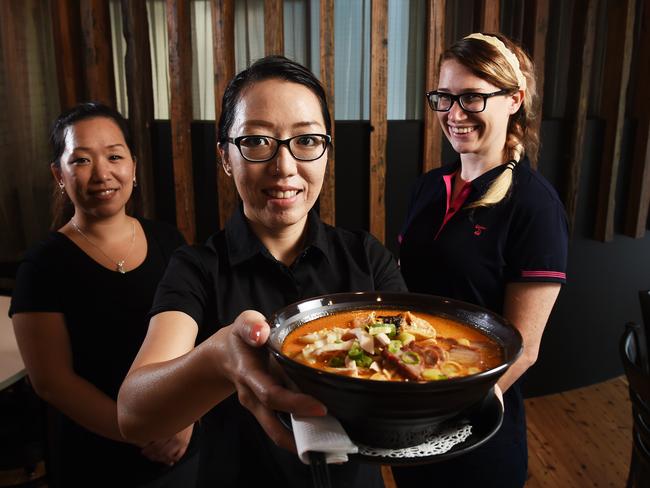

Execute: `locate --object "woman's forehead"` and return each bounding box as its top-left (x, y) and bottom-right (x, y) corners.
top-left (438, 59), bottom-right (496, 91)
top-left (232, 79), bottom-right (325, 131)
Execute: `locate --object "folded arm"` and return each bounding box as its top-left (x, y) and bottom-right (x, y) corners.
top-left (12, 312), bottom-right (131, 443)
top-left (497, 282), bottom-right (561, 394)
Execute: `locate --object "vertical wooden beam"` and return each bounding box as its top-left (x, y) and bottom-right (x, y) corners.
top-left (264, 0), bottom-right (284, 55)
top-left (422, 0), bottom-right (446, 173)
top-left (594, 0), bottom-right (636, 241)
top-left (522, 0), bottom-right (550, 170)
top-left (211, 0), bottom-right (237, 228)
top-left (476, 0), bottom-right (500, 32)
top-left (563, 0), bottom-right (598, 236)
top-left (51, 0), bottom-right (84, 109)
top-left (370, 0), bottom-right (388, 243)
top-left (121, 0), bottom-right (156, 218)
top-left (79, 0), bottom-right (116, 106)
top-left (319, 0), bottom-right (335, 225)
top-left (167, 0), bottom-right (196, 242)
top-left (624, 0), bottom-right (650, 238)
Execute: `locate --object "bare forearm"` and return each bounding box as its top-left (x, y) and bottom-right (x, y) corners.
top-left (35, 375), bottom-right (127, 443)
top-left (498, 282), bottom-right (560, 394)
top-left (118, 327), bottom-right (235, 443)
top-left (496, 352), bottom-right (535, 393)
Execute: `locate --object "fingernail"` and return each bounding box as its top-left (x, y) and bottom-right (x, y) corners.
top-left (249, 323), bottom-right (263, 343)
top-left (310, 404), bottom-right (327, 416)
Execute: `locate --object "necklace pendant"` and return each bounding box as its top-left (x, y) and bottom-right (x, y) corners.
top-left (117, 261), bottom-right (126, 274)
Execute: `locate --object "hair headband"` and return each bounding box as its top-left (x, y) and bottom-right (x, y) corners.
top-left (464, 33), bottom-right (526, 90)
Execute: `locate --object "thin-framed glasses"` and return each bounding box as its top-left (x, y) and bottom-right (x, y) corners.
top-left (225, 134), bottom-right (331, 163)
top-left (425, 89), bottom-right (509, 113)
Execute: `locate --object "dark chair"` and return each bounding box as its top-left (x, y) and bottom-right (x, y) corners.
top-left (620, 322), bottom-right (650, 488)
top-left (639, 290), bottom-right (650, 368)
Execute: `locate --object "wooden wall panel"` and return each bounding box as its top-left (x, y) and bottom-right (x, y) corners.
top-left (319, 0), bottom-right (335, 225)
top-left (370, 0), bottom-right (388, 243)
top-left (624, 1), bottom-right (650, 238)
top-left (422, 0), bottom-right (446, 173)
top-left (476, 0), bottom-right (500, 32)
top-left (79, 0), bottom-right (116, 106)
top-left (121, 0), bottom-right (156, 218)
top-left (211, 0), bottom-right (237, 228)
top-left (563, 0), bottom-right (598, 236)
top-left (51, 0), bottom-right (84, 109)
top-left (594, 0), bottom-right (636, 242)
top-left (522, 0), bottom-right (549, 170)
top-left (167, 0), bottom-right (196, 242)
top-left (264, 0), bottom-right (284, 55)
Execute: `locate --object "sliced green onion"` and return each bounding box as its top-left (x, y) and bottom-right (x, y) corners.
top-left (348, 341), bottom-right (363, 359)
top-left (387, 340), bottom-right (403, 354)
top-left (401, 351), bottom-right (421, 365)
top-left (369, 324), bottom-right (396, 337)
top-left (422, 368), bottom-right (447, 381)
top-left (328, 355), bottom-right (345, 367)
top-left (357, 354), bottom-right (373, 368)
top-left (398, 332), bottom-right (415, 345)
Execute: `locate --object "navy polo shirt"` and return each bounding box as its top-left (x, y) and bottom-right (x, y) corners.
top-left (399, 158), bottom-right (568, 315)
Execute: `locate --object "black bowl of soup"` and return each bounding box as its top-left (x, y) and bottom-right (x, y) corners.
top-left (267, 292), bottom-right (522, 448)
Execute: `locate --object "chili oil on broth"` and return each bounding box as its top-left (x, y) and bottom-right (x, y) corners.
top-left (281, 310), bottom-right (503, 382)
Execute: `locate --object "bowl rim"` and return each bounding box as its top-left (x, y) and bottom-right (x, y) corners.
top-left (267, 291), bottom-right (523, 389)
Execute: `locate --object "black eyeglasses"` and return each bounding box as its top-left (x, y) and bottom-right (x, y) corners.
top-left (225, 134), bottom-right (331, 163)
top-left (426, 89), bottom-right (509, 113)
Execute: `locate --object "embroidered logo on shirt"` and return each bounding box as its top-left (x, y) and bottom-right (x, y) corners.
top-left (473, 224), bottom-right (487, 236)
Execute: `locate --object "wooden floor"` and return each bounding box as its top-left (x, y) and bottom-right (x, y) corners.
top-left (525, 376), bottom-right (632, 488)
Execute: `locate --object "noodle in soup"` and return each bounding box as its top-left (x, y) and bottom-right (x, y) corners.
top-left (282, 310), bottom-right (503, 381)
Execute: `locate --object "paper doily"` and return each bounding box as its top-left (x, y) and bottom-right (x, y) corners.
top-left (357, 424), bottom-right (473, 458)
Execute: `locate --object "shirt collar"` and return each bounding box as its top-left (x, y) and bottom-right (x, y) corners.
top-left (444, 157), bottom-right (529, 194)
top-left (225, 204), bottom-right (331, 266)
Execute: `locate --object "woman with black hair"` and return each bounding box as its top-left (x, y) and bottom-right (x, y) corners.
top-left (118, 56), bottom-right (406, 488)
top-left (10, 103), bottom-right (198, 487)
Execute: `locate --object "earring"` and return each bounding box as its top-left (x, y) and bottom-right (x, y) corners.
top-left (133, 176), bottom-right (138, 188)
top-left (58, 181), bottom-right (65, 195)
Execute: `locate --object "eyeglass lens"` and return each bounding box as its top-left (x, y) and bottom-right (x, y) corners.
top-left (239, 135), bottom-right (328, 161)
top-left (430, 93), bottom-right (486, 113)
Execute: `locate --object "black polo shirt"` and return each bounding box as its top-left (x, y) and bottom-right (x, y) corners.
top-left (399, 158), bottom-right (568, 315)
top-left (150, 205), bottom-right (406, 488)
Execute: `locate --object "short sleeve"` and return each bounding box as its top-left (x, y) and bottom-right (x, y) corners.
top-left (364, 233), bottom-right (408, 292)
top-left (9, 258), bottom-right (62, 316)
top-left (505, 199), bottom-right (569, 284)
top-left (149, 245), bottom-right (214, 326)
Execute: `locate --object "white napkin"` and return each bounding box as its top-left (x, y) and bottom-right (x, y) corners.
top-left (291, 414), bottom-right (359, 464)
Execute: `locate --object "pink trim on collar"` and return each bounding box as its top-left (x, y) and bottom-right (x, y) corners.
top-left (435, 171), bottom-right (472, 240)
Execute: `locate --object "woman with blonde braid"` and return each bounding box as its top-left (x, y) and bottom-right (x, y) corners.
top-left (395, 33), bottom-right (568, 487)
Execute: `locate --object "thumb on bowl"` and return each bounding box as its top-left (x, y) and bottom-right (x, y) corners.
top-left (234, 310), bottom-right (271, 347)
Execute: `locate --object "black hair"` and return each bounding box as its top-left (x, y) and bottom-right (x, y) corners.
top-left (49, 102), bottom-right (140, 228)
top-left (217, 55), bottom-right (332, 145)
top-left (50, 102), bottom-right (135, 167)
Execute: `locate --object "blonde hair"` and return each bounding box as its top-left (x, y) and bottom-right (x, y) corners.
top-left (441, 33), bottom-right (540, 208)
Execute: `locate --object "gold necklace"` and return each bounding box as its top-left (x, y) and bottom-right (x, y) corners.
top-left (71, 218), bottom-right (136, 274)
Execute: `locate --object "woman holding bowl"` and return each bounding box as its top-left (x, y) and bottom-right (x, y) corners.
top-left (118, 56), bottom-right (406, 488)
top-left (395, 33), bottom-right (568, 487)
top-left (10, 103), bottom-right (198, 487)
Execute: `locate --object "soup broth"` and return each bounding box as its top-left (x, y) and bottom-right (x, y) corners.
top-left (282, 310), bottom-right (503, 382)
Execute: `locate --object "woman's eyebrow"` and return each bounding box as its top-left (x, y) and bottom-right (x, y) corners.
top-left (71, 143), bottom-right (125, 152)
